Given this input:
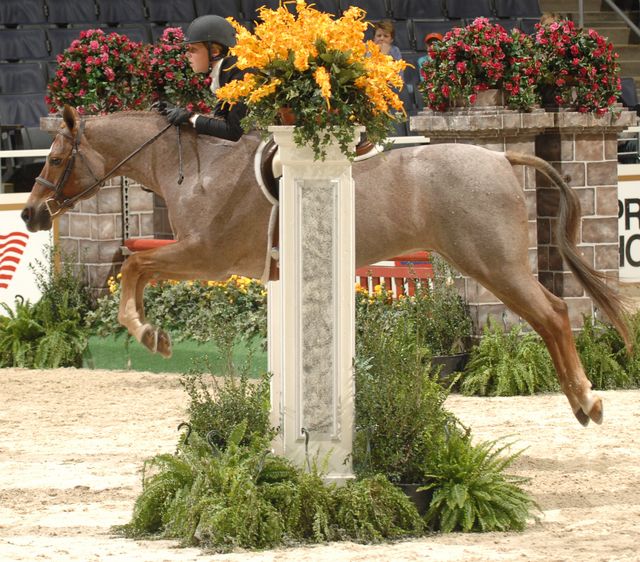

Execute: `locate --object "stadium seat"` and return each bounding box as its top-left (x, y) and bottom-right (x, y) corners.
top-left (0, 93), bottom-right (49, 128)
top-left (116, 25), bottom-right (151, 43)
top-left (194, 0), bottom-right (242, 18)
top-left (445, 0), bottom-right (493, 19)
top-left (96, 0), bottom-right (147, 24)
top-left (518, 18), bottom-right (539, 35)
top-left (145, 0), bottom-right (196, 24)
top-left (0, 0), bottom-right (47, 25)
top-left (241, 0), bottom-right (281, 20)
top-left (0, 63), bottom-right (47, 94)
top-left (497, 18), bottom-right (522, 31)
top-left (620, 77), bottom-right (639, 111)
top-left (339, 0), bottom-right (388, 20)
top-left (390, 0), bottom-right (444, 19)
top-left (47, 0), bottom-right (100, 24)
top-left (401, 51), bottom-right (422, 89)
top-left (0, 29), bottom-right (50, 62)
top-left (47, 28), bottom-right (89, 58)
top-left (309, 0), bottom-right (341, 16)
top-left (494, 0), bottom-right (541, 18)
top-left (412, 19), bottom-right (460, 50)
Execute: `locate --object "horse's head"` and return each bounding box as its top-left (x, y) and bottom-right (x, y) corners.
top-left (21, 105), bottom-right (106, 232)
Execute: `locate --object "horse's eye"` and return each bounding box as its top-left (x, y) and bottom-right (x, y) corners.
top-left (49, 157), bottom-right (62, 166)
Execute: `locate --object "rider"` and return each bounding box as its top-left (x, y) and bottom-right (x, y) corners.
top-left (163, 15), bottom-right (247, 141)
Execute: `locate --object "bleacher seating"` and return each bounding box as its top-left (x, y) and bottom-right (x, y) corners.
top-left (0, 63), bottom-right (48, 94)
top-left (0, 93), bottom-right (49, 128)
top-left (495, 0), bottom-right (541, 18)
top-left (47, 0), bottom-right (100, 25)
top-left (340, 0), bottom-right (388, 20)
top-left (0, 29), bottom-right (50, 61)
top-left (0, 0), bottom-right (48, 26)
top-left (194, 0), bottom-right (243, 18)
top-left (391, 0), bottom-right (444, 20)
top-left (145, 0), bottom-right (196, 24)
top-left (413, 19), bottom-right (459, 49)
top-left (445, 0), bottom-right (494, 19)
top-left (47, 28), bottom-right (90, 58)
top-left (95, 0), bottom-right (147, 24)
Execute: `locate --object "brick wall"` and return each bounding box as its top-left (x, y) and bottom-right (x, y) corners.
top-left (410, 102), bottom-right (636, 332)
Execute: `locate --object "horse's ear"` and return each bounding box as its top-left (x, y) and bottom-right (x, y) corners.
top-left (62, 105), bottom-right (78, 132)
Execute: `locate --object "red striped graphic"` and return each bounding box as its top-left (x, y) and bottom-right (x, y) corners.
top-left (0, 232), bottom-right (29, 289)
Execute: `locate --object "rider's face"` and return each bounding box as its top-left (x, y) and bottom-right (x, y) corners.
top-left (187, 42), bottom-right (210, 73)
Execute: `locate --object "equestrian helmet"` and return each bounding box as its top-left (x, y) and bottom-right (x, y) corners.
top-left (184, 15), bottom-right (236, 48)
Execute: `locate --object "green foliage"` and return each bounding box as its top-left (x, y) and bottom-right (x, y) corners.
top-left (423, 433), bottom-right (535, 532)
top-left (354, 303), bottom-right (455, 483)
top-left (0, 247), bottom-right (91, 368)
top-left (460, 321), bottom-right (559, 396)
top-left (87, 276), bottom-right (267, 348)
top-left (180, 355), bottom-right (273, 448)
top-left (332, 474), bottom-right (423, 542)
top-left (575, 315), bottom-right (631, 389)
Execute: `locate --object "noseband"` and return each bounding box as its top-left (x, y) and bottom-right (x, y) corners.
top-left (35, 118), bottom-right (174, 217)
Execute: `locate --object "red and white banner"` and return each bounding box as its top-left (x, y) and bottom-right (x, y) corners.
top-left (0, 194), bottom-right (54, 313)
top-left (0, 231), bottom-right (29, 290)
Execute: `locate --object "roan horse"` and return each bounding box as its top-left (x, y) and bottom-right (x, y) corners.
top-left (22, 106), bottom-right (631, 427)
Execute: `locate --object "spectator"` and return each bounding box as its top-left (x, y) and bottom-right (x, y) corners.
top-left (372, 19), bottom-right (404, 80)
top-left (417, 32), bottom-right (443, 82)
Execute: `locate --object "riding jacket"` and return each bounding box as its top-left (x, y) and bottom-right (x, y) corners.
top-left (191, 56), bottom-right (247, 142)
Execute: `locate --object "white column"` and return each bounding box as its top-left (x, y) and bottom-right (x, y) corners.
top-left (267, 126), bottom-right (361, 483)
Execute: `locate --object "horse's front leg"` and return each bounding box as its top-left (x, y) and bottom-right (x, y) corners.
top-left (117, 241), bottom-right (210, 357)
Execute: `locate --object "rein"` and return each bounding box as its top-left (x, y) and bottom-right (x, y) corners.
top-left (36, 120), bottom-right (178, 217)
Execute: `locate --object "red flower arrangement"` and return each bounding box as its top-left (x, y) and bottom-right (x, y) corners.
top-left (419, 18), bottom-right (540, 111)
top-left (535, 20), bottom-right (620, 114)
top-left (148, 27), bottom-right (216, 114)
top-left (46, 29), bottom-right (151, 114)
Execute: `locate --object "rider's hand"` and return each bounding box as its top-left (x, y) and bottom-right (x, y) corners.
top-left (165, 106), bottom-right (193, 126)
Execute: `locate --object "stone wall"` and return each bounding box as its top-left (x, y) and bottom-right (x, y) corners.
top-left (58, 176), bottom-right (157, 297)
top-left (410, 104), bottom-right (636, 332)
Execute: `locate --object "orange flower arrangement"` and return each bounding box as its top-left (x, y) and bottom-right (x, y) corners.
top-left (216, 0), bottom-right (407, 159)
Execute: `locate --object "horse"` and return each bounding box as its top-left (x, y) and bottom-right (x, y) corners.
top-left (21, 105), bottom-right (631, 427)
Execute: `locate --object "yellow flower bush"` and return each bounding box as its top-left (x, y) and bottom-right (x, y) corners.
top-left (216, 0), bottom-right (408, 160)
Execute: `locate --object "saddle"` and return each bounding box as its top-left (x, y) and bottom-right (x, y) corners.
top-left (255, 136), bottom-right (382, 283)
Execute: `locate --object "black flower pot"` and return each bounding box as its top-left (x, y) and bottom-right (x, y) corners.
top-left (397, 483), bottom-right (433, 516)
top-left (431, 352), bottom-right (469, 379)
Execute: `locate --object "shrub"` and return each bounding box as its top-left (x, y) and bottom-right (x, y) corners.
top-left (460, 321), bottom-right (559, 396)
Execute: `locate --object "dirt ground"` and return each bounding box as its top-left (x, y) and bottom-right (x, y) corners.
top-left (1, 368), bottom-right (639, 562)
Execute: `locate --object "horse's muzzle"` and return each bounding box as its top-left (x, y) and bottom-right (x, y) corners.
top-left (21, 204), bottom-right (52, 232)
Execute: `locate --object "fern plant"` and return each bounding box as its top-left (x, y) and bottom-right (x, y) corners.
top-left (575, 315), bottom-right (631, 389)
top-left (422, 433), bottom-right (536, 532)
top-left (0, 297), bottom-right (44, 367)
top-left (460, 321), bottom-right (559, 396)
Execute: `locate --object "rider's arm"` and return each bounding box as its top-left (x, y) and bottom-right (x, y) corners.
top-left (190, 101), bottom-right (247, 141)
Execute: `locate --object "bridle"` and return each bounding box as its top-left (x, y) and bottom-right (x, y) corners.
top-left (35, 118), bottom-right (175, 218)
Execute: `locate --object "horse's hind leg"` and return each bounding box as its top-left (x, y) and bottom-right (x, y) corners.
top-left (471, 265), bottom-right (601, 425)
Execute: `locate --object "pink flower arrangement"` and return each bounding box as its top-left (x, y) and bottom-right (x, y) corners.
top-left (420, 18), bottom-right (621, 114)
top-left (147, 27), bottom-right (216, 114)
top-left (419, 18), bottom-right (540, 111)
top-left (535, 20), bottom-right (620, 114)
top-left (46, 29), bottom-right (151, 114)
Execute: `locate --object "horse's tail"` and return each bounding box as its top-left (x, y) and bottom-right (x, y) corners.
top-left (505, 151), bottom-right (633, 351)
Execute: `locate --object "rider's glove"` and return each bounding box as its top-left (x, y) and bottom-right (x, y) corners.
top-left (165, 106), bottom-right (193, 126)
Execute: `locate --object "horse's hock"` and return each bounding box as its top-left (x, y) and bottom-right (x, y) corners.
top-left (411, 105), bottom-right (637, 332)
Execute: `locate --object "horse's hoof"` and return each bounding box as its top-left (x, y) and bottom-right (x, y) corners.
top-left (573, 408), bottom-right (590, 427)
top-left (587, 396), bottom-right (603, 425)
top-left (140, 325), bottom-right (172, 358)
top-left (156, 329), bottom-right (172, 358)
